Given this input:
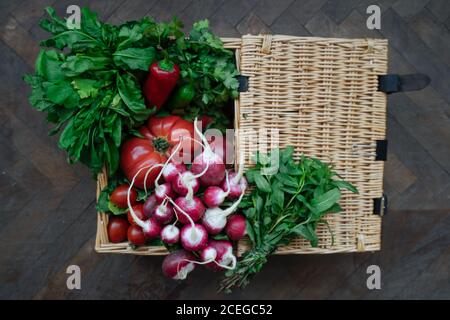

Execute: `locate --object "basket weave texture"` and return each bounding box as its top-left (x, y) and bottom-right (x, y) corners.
top-left (95, 36), bottom-right (388, 255)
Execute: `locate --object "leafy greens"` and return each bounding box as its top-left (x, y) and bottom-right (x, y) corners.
top-left (25, 7), bottom-right (239, 174)
top-left (219, 147), bottom-right (358, 292)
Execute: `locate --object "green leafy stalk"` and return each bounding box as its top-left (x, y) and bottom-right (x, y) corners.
top-left (219, 147), bottom-right (358, 292)
top-left (25, 7), bottom-right (157, 175)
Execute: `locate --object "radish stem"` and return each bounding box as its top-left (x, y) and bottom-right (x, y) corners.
top-left (128, 164), bottom-right (161, 229)
top-left (166, 196), bottom-right (195, 228)
top-left (155, 141), bottom-right (183, 189)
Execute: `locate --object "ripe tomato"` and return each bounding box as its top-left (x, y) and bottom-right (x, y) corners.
top-left (127, 203), bottom-right (146, 225)
top-left (110, 184), bottom-right (137, 208)
top-left (107, 217), bottom-right (129, 243)
top-left (127, 224), bottom-right (146, 245)
top-left (120, 115), bottom-right (198, 189)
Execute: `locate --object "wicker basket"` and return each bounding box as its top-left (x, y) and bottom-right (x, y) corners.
top-left (95, 35), bottom-right (388, 255)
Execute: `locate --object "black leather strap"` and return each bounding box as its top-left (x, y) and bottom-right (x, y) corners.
top-left (237, 75), bottom-right (249, 92)
top-left (375, 140), bottom-right (388, 161)
top-left (378, 74), bottom-right (430, 94)
top-left (373, 194), bottom-right (388, 216)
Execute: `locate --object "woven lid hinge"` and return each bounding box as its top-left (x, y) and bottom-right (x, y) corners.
top-left (237, 75), bottom-right (249, 92)
top-left (373, 194), bottom-right (388, 216)
top-left (378, 74), bottom-right (430, 94)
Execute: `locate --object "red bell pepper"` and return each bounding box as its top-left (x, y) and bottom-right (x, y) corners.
top-left (143, 60), bottom-right (180, 110)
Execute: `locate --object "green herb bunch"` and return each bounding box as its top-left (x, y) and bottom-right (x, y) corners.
top-left (219, 147), bottom-right (358, 292)
top-left (167, 20), bottom-right (239, 129)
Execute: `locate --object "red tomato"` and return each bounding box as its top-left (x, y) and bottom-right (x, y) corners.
top-left (127, 224), bottom-right (146, 245)
top-left (127, 204), bottom-right (146, 225)
top-left (120, 116), bottom-right (198, 189)
top-left (107, 217), bottom-right (129, 243)
top-left (110, 184), bottom-right (137, 208)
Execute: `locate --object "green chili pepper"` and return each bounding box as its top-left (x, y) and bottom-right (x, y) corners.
top-left (166, 83), bottom-right (196, 110)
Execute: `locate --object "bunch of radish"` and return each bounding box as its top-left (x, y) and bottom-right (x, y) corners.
top-left (108, 119), bottom-right (248, 280)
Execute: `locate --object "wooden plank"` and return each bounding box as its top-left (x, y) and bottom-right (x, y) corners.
top-left (0, 179), bottom-right (95, 298)
top-left (33, 237), bottom-right (104, 299)
top-left (289, 0), bottom-right (327, 25)
top-left (388, 92), bottom-right (450, 174)
top-left (214, 0), bottom-right (256, 27)
top-left (0, 0), bottom-right (23, 20)
top-left (356, 0), bottom-right (394, 15)
top-left (426, 0), bottom-right (450, 22)
top-left (177, 0), bottom-right (225, 30)
top-left (11, 0), bottom-right (55, 32)
top-left (322, 0), bottom-right (363, 24)
top-left (304, 9), bottom-right (340, 37)
top-left (392, 0), bottom-right (430, 19)
top-left (379, 9), bottom-right (450, 104)
top-left (333, 9), bottom-right (382, 38)
top-left (327, 210), bottom-right (450, 299)
top-left (236, 12), bottom-right (271, 35)
top-left (408, 9), bottom-right (450, 68)
top-left (383, 152), bottom-right (417, 201)
top-left (147, 0), bottom-right (193, 23)
top-left (270, 10), bottom-right (311, 36)
top-left (253, 0), bottom-right (295, 26)
top-left (386, 114), bottom-right (450, 210)
top-left (107, 0), bottom-right (157, 24)
top-left (0, 15), bottom-right (40, 68)
top-left (208, 12), bottom-right (241, 37)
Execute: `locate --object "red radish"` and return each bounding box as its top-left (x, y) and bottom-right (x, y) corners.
top-left (154, 182), bottom-right (175, 203)
top-left (160, 224), bottom-right (180, 244)
top-left (142, 216), bottom-right (161, 239)
top-left (225, 214), bottom-right (247, 241)
top-left (200, 243), bottom-right (217, 263)
top-left (200, 240), bottom-right (237, 271)
top-left (172, 171), bottom-right (200, 197)
top-left (173, 196), bottom-right (205, 224)
top-left (107, 217), bottom-right (129, 243)
top-left (203, 171), bottom-right (231, 208)
top-left (167, 197), bottom-right (208, 252)
top-left (190, 118), bottom-right (225, 186)
top-left (127, 204), bottom-right (147, 225)
top-left (127, 165), bottom-right (163, 239)
top-left (209, 240), bottom-right (236, 269)
top-left (221, 169), bottom-right (248, 200)
top-left (127, 224), bottom-right (146, 245)
top-left (162, 161), bottom-right (186, 183)
top-left (162, 250), bottom-right (197, 280)
top-left (152, 200), bottom-right (174, 224)
top-left (143, 194), bottom-right (158, 218)
top-left (152, 142), bottom-right (182, 202)
top-left (180, 223), bottom-right (208, 251)
top-left (202, 190), bottom-right (245, 235)
top-left (110, 184), bottom-right (137, 208)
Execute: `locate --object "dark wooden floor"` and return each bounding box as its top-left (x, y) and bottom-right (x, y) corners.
top-left (1, 0), bottom-right (449, 300)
